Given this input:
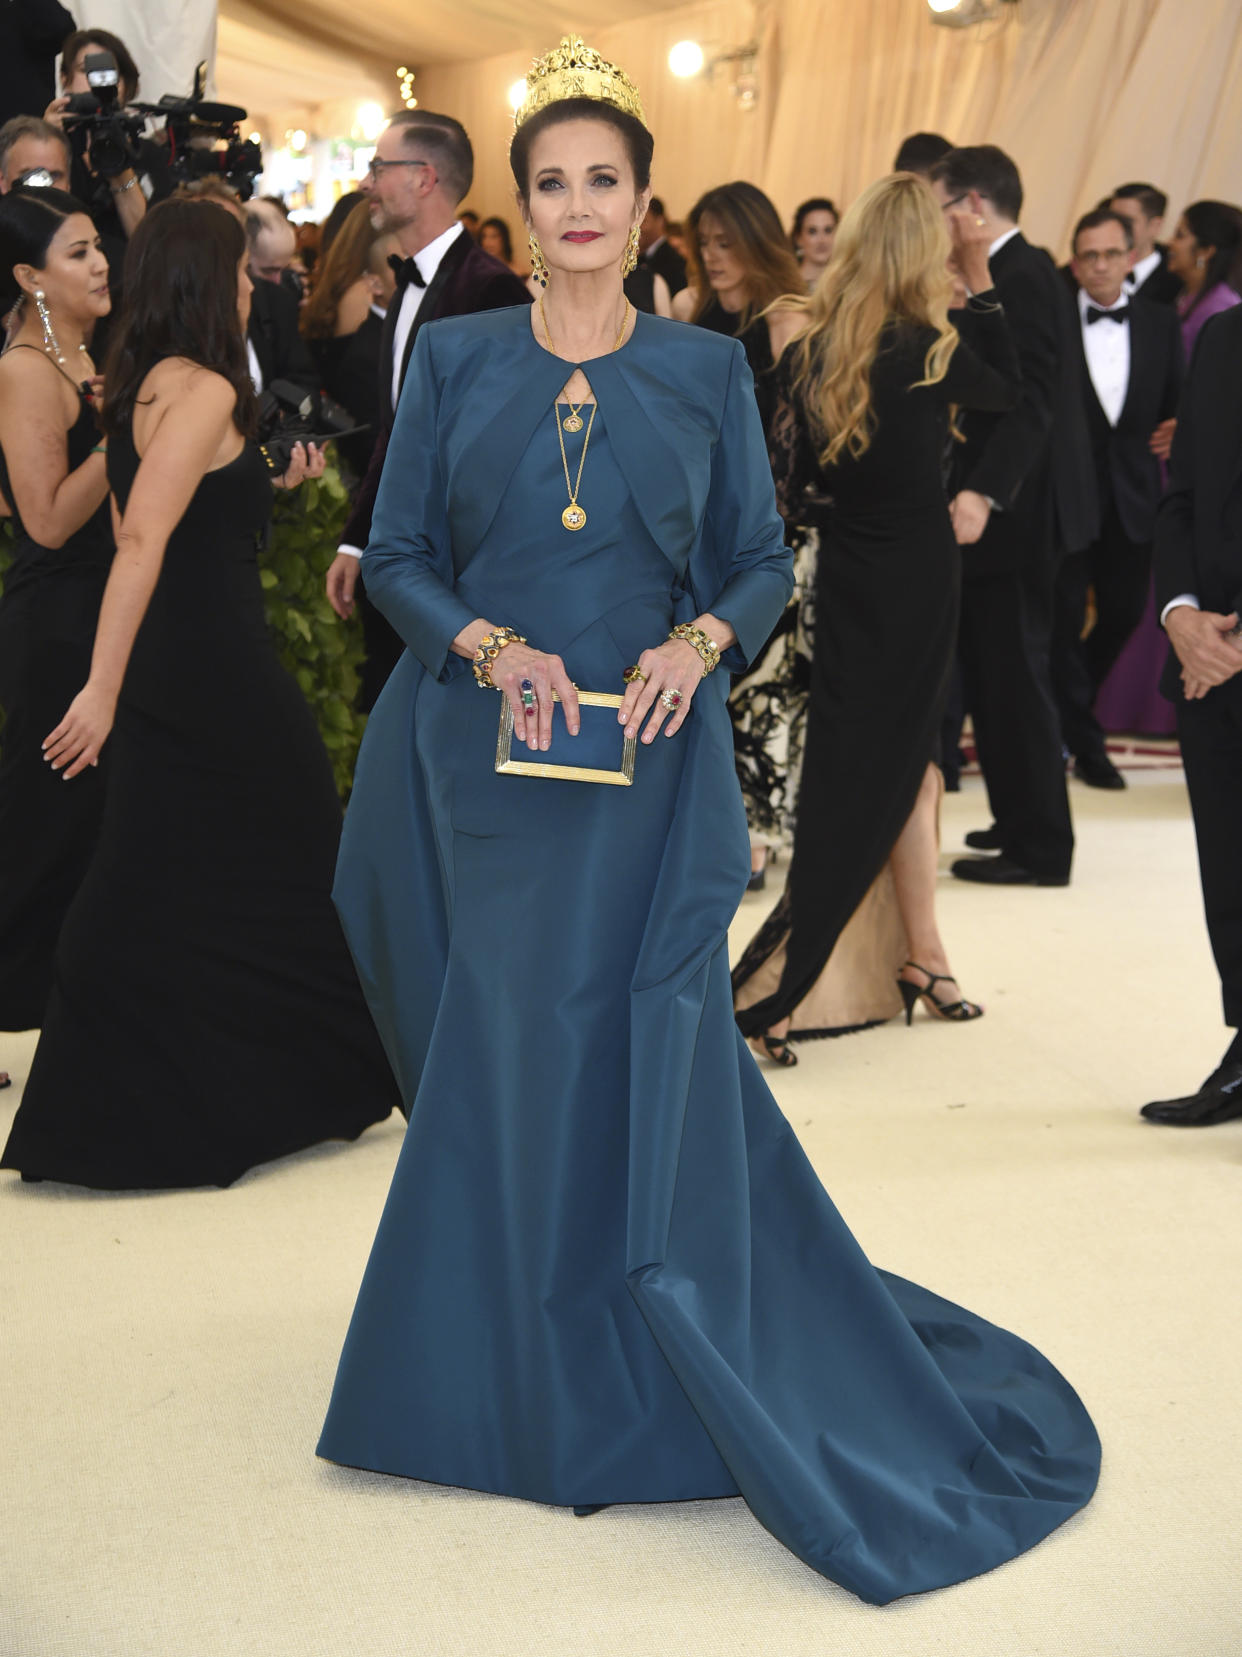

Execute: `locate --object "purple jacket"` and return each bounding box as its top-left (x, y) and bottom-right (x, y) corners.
top-left (1178, 280), bottom-right (1241, 360)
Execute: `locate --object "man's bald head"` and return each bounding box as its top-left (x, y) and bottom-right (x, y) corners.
top-left (246, 199), bottom-right (296, 284)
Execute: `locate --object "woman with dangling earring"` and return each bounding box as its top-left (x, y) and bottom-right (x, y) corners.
top-left (0, 187), bottom-right (112, 1046)
top-left (314, 37), bottom-right (1097, 1608)
top-left (1166, 198), bottom-right (1242, 360)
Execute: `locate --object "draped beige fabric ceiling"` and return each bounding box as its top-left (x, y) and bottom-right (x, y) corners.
top-left (219, 0), bottom-right (1242, 259)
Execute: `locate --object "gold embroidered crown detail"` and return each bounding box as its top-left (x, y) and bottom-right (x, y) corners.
top-left (512, 35), bottom-right (645, 130)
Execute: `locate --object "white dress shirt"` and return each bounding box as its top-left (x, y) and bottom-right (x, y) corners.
top-left (247, 338), bottom-right (264, 395)
top-left (389, 220), bottom-right (466, 410)
top-left (338, 222), bottom-right (469, 559)
top-left (1125, 250), bottom-right (1162, 294)
top-left (1078, 287), bottom-right (1130, 427)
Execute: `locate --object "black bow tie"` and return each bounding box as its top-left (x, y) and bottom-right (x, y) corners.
top-left (389, 254), bottom-right (426, 291)
top-left (1085, 304), bottom-right (1128, 325)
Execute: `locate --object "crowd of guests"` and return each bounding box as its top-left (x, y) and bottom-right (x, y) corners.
top-left (2, 28), bottom-right (1242, 1154)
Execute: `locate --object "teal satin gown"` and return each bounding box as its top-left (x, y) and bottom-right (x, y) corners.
top-left (318, 308), bottom-right (1100, 1604)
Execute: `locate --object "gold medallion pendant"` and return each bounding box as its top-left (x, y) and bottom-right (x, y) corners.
top-left (562, 413), bottom-right (583, 433)
top-left (562, 505), bottom-right (587, 531)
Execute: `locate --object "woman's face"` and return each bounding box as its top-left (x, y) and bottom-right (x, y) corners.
top-left (1166, 215), bottom-right (1202, 282)
top-left (236, 250), bottom-right (254, 333)
top-left (797, 209), bottom-right (837, 266)
top-left (523, 118), bottom-right (648, 282)
top-left (18, 212), bottom-right (111, 322)
top-left (696, 213), bottom-right (749, 299)
top-left (478, 223), bottom-right (506, 261)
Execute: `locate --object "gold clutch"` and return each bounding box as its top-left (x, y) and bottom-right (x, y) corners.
top-left (495, 691), bottom-right (637, 786)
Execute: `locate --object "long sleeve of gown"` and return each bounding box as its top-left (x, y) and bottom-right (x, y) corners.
top-left (361, 330), bottom-right (478, 682)
top-left (697, 343), bottom-right (794, 671)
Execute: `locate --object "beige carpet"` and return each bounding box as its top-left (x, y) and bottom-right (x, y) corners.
top-left (2, 771), bottom-right (1240, 1657)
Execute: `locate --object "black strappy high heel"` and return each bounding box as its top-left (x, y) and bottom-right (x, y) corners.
top-left (748, 1032), bottom-right (798, 1067)
top-left (897, 962), bottom-right (983, 1025)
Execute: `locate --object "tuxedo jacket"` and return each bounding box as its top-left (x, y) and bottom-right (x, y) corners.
top-left (1130, 246), bottom-right (1182, 306)
top-left (1155, 304), bottom-right (1242, 639)
top-left (1078, 296), bottom-right (1182, 544)
top-left (342, 228), bottom-right (531, 552)
top-left (642, 237), bottom-right (688, 297)
top-left (949, 232), bottom-right (1099, 576)
top-left (247, 281), bottom-right (319, 397)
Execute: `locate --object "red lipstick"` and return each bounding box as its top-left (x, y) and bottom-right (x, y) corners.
top-left (563, 231), bottom-right (603, 242)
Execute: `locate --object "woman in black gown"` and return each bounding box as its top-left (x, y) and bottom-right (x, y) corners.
top-left (0, 187), bottom-right (112, 1039)
top-left (674, 183), bottom-right (805, 883)
top-left (2, 199), bottom-right (400, 1188)
top-left (733, 174), bottom-right (1020, 1061)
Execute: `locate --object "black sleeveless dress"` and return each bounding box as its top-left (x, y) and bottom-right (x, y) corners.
top-left (0, 380), bottom-right (112, 1031)
top-left (1, 429), bottom-right (400, 1188)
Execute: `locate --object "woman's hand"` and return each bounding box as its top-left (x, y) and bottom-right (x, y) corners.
top-left (618, 640), bottom-right (704, 743)
top-left (272, 442), bottom-right (326, 489)
top-left (42, 96), bottom-right (69, 131)
top-left (43, 682), bottom-right (116, 779)
top-left (490, 642), bottom-right (580, 752)
top-left (946, 194), bottom-right (995, 298)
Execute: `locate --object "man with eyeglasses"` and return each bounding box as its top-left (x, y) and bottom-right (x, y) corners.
top-left (929, 145), bottom-right (1097, 888)
top-left (325, 111), bottom-right (531, 708)
top-left (1050, 208), bottom-right (1183, 789)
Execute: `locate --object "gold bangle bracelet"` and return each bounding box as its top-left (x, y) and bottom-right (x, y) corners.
top-left (668, 623), bottom-right (721, 676)
top-left (472, 627), bottom-right (527, 688)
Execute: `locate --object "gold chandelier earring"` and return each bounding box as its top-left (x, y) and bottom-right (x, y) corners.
top-left (622, 224), bottom-right (641, 277)
top-left (528, 233), bottom-right (549, 288)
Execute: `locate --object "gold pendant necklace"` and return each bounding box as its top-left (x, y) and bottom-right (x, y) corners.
top-left (556, 401), bottom-right (597, 531)
top-left (538, 295), bottom-right (629, 532)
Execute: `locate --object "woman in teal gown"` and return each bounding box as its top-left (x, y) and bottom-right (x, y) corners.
top-left (318, 40), bottom-right (1099, 1605)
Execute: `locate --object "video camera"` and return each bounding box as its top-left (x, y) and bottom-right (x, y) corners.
top-left (143, 63), bottom-right (264, 203)
top-left (62, 50), bottom-right (146, 180)
top-left (257, 381), bottom-right (369, 478)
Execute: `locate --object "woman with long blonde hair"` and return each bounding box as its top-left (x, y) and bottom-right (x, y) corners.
top-left (734, 172), bottom-right (1020, 1063)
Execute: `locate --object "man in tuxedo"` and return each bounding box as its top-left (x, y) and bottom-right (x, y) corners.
top-left (324, 111), bottom-right (530, 708)
top-left (1051, 208), bottom-right (1182, 788)
top-left (1141, 306), bottom-right (1242, 1125)
top-left (1109, 183), bottom-right (1182, 306)
top-left (638, 196), bottom-right (686, 296)
top-left (930, 145), bottom-right (1098, 886)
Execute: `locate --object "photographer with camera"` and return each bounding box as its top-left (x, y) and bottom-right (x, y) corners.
top-left (43, 31), bottom-right (167, 247)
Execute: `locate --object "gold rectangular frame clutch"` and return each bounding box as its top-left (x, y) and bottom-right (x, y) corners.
top-left (495, 692), bottom-right (637, 786)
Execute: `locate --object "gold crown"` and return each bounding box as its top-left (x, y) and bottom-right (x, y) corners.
top-left (512, 35), bottom-right (645, 130)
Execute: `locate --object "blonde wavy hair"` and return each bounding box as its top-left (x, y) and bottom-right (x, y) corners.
top-left (787, 173), bottom-right (960, 467)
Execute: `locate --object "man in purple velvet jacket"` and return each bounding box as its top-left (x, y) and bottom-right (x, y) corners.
top-left (325, 111), bottom-right (531, 707)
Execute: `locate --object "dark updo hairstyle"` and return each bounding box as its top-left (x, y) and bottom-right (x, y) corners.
top-left (1182, 199), bottom-right (1242, 315)
top-left (509, 98), bottom-right (653, 202)
top-left (0, 185), bottom-right (88, 313)
top-left (102, 197), bottom-right (257, 439)
top-left (791, 196), bottom-right (838, 248)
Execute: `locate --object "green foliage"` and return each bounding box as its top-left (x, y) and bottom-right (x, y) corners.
top-left (260, 458), bottom-right (367, 800)
top-left (0, 467), bottom-right (368, 799)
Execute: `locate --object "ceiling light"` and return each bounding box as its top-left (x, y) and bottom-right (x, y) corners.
top-left (356, 102), bottom-right (385, 142)
top-left (668, 41), bottom-right (705, 78)
top-left (928, 0), bottom-right (1017, 26)
top-left (508, 77), bottom-right (528, 112)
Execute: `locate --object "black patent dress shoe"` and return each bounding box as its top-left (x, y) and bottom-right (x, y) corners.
top-left (1073, 753), bottom-right (1126, 790)
top-left (950, 856), bottom-right (1069, 887)
top-left (964, 825), bottom-right (1003, 851)
top-left (1140, 1062), bottom-right (1242, 1125)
